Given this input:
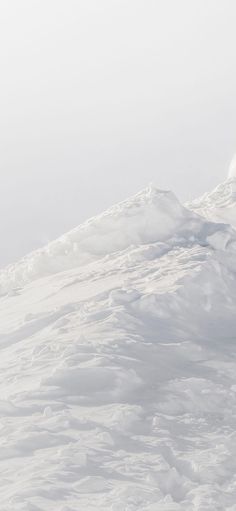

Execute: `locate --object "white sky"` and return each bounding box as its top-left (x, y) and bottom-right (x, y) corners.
top-left (1, 0), bottom-right (236, 267)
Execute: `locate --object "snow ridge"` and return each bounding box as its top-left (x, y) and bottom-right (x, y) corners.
top-left (187, 178), bottom-right (236, 227)
top-left (1, 185), bottom-right (236, 295)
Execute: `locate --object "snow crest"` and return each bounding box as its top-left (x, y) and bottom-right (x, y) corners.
top-left (0, 186), bottom-right (235, 295)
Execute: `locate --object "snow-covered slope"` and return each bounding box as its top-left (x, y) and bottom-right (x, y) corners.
top-left (187, 175), bottom-right (236, 228)
top-left (1, 177), bottom-right (236, 510)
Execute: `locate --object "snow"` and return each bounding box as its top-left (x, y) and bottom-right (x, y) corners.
top-left (0, 186), bottom-right (235, 296)
top-left (1, 173), bottom-right (236, 509)
top-left (187, 177), bottom-right (236, 229)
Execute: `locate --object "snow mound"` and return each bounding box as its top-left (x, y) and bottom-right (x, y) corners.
top-left (1, 185), bottom-right (234, 295)
top-left (1, 176), bottom-right (236, 509)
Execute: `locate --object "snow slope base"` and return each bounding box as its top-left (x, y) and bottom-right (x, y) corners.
top-left (1, 177), bottom-right (236, 510)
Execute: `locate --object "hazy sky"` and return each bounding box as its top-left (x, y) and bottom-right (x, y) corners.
top-left (1, 0), bottom-right (236, 267)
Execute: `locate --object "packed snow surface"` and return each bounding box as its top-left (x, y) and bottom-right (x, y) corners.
top-left (1, 177), bottom-right (236, 510)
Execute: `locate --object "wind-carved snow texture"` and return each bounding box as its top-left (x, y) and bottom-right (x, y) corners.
top-left (1, 177), bottom-right (236, 510)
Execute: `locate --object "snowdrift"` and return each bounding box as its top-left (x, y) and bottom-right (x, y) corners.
top-left (1, 173), bottom-right (236, 510)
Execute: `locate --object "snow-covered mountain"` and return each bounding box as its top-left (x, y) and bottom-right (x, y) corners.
top-left (1, 172), bottom-right (236, 510)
